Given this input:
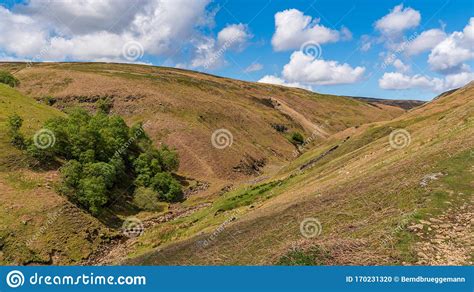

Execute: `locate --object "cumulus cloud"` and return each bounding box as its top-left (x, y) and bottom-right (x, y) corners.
top-left (217, 23), bottom-right (252, 51)
top-left (0, 6), bottom-right (48, 56)
top-left (244, 62), bottom-right (263, 73)
top-left (258, 75), bottom-right (312, 90)
top-left (392, 59), bottom-right (410, 73)
top-left (191, 23), bottom-right (252, 69)
top-left (271, 9), bottom-right (346, 51)
top-left (281, 51), bottom-right (365, 85)
top-left (0, 0), bottom-right (252, 67)
top-left (405, 29), bottom-right (447, 56)
top-left (378, 71), bottom-right (474, 92)
top-left (428, 17), bottom-right (474, 74)
top-left (375, 4), bottom-right (421, 38)
top-left (15, 0), bottom-right (146, 35)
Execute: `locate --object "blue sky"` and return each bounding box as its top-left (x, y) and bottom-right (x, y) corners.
top-left (0, 0), bottom-right (473, 100)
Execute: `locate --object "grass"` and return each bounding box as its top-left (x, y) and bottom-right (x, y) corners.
top-left (0, 84), bottom-right (115, 265)
top-left (393, 150), bottom-right (473, 263)
top-left (215, 181), bottom-right (283, 212)
top-left (0, 84), bottom-right (64, 169)
top-left (123, 83), bottom-right (473, 265)
top-left (277, 246), bottom-right (332, 266)
top-left (0, 62), bottom-right (471, 265)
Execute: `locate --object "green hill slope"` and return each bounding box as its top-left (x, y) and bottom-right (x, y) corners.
top-left (125, 82), bottom-right (473, 265)
top-left (0, 84), bottom-right (114, 265)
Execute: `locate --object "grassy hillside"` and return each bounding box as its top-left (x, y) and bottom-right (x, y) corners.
top-left (2, 63), bottom-right (467, 267)
top-left (0, 84), bottom-right (115, 265)
top-left (124, 82), bottom-right (473, 265)
top-left (1, 62), bottom-right (407, 193)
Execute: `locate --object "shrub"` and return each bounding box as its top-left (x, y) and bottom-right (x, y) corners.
top-left (0, 71), bottom-right (19, 87)
top-left (97, 98), bottom-right (113, 114)
top-left (133, 187), bottom-right (167, 211)
top-left (42, 96), bottom-right (57, 106)
top-left (291, 132), bottom-right (305, 145)
top-left (271, 123), bottom-right (288, 133)
top-left (7, 114), bottom-right (25, 148)
top-left (150, 172), bottom-right (183, 202)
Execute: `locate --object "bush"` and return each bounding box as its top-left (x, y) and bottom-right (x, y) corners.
top-left (42, 96), bottom-right (57, 106)
top-left (10, 109), bottom-right (182, 214)
top-left (0, 71), bottom-right (19, 87)
top-left (97, 98), bottom-right (113, 114)
top-left (291, 132), bottom-right (305, 145)
top-left (150, 172), bottom-right (183, 202)
top-left (7, 114), bottom-right (25, 148)
top-left (133, 187), bottom-right (167, 211)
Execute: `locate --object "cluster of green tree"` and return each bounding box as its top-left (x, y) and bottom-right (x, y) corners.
top-left (0, 71), bottom-right (20, 87)
top-left (8, 109), bottom-right (182, 214)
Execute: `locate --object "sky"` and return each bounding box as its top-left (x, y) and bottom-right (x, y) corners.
top-left (0, 0), bottom-right (473, 100)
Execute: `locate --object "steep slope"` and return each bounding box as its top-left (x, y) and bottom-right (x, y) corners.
top-left (1, 62), bottom-right (407, 194)
top-left (0, 84), bottom-right (115, 265)
top-left (125, 82), bottom-right (473, 265)
top-left (0, 62), bottom-right (429, 266)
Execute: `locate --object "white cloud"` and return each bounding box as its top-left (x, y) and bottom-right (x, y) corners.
top-left (0, 6), bottom-right (48, 56)
top-left (244, 62), bottom-right (263, 73)
top-left (217, 23), bottom-right (251, 51)
top-left (375, 4), bottom-right (421, 38)
top-left (378, 71), bottom-right (474, 92)
top-left (379, 72), bottom-right (438, 90)
top-left (405, 29), bottom-right (447, 56)
top-left (0, 0), bottom-right (245, 66)
top-left (258, 75), bottom-right (312, 90)
top-left (191, 23), bottom-right (252, 69)
top-left (392, 59), bottom-right (410, 73)
top-left (444, 71), bottom-right (474, 89)
top-left (271, 9), bottom-right (344, 51)
top-left (359, 35), bottom-right (372, 52)
top-left (340, 26), bottom-right (353, 41)
top-left (428, 17), bottom-right (474, 74)
top-left (15, 0), bottom-right (146, 35)
top-left (281, 51), bottom-right (365, 85)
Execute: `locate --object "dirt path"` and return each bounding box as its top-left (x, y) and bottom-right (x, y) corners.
top-left (270, 97), bottom-right (329, 138)
top-left (409, 201), bottom-right (473, 265)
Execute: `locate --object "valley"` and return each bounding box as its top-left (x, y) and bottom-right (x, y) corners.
top-left (0, 62), bottom-right (471, 266)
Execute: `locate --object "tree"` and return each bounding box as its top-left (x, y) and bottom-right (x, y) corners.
top-left (11, 109), bottom-right (183, 214)
top-left (133, 187), bottom-right (166, 211)
top-left (150, 172), bottom-right (183, 202)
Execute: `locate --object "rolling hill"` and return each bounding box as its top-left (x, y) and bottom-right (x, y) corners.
top-left (0, 62), bottom-right (470, 266)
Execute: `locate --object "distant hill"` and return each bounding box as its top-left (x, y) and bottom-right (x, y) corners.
top-left (349, 96), bottom-right (425, 110)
